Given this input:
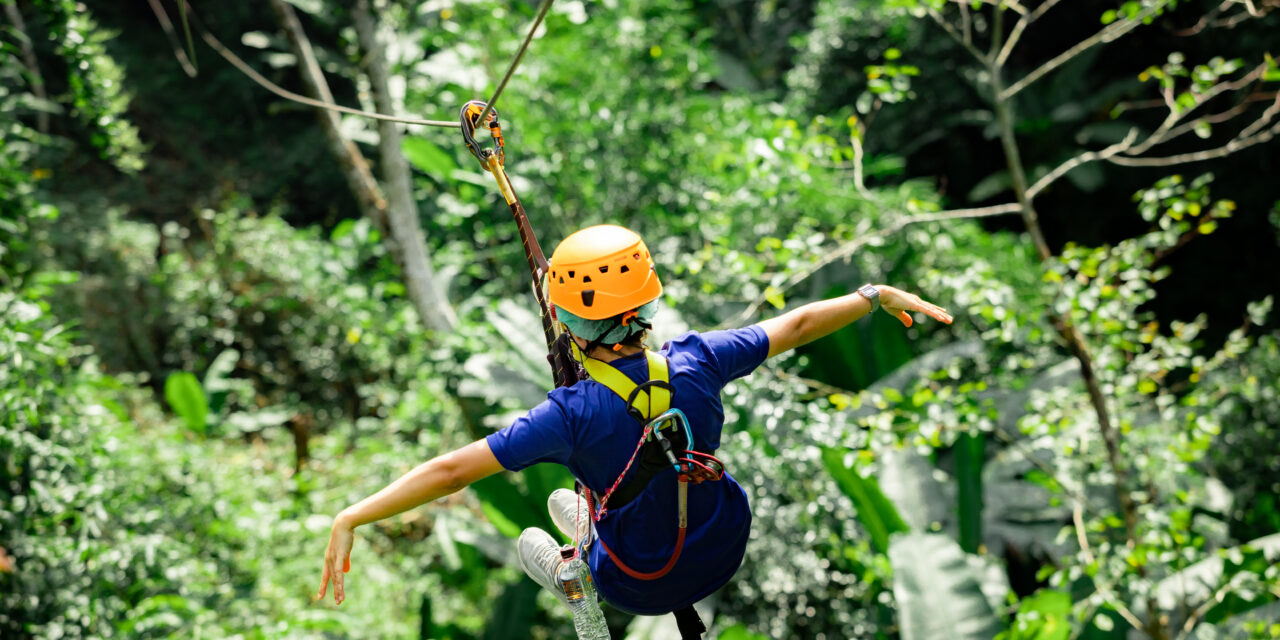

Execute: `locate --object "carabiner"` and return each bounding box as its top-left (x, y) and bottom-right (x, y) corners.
top-left (459, 100), bottom-right (505, 168)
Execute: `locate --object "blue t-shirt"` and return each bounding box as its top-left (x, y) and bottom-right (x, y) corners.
top-left (486, 326), bottom-right (770, 614)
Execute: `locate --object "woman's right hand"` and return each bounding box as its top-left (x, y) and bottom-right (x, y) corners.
top-left (317, 513), bottom-right (355, 605)
top-left (877, 285), bottom-right (953, 327)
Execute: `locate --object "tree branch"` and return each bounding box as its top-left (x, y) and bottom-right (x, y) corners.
top-left (1171, 0), bottom-right (1235, 36)
top-left (722, 203), bottom-right (1021, 328)
top-left (352, 0), bottom-right (458, 333)
top-left (1001, 3), bottom-right (1163, 100)
top-left (926, 7), bottom-right (991, 65)
top-left (997, 0), bottom-right (1066, 66)
top-left (1026, 128), bottom-right (1141, 199)
top-left (146, 0), bottom-right (198, 78)
top-left (1111, 117), bottom-right (1279, 166)
top-left (1173, 575), bottom-right (1245, 640)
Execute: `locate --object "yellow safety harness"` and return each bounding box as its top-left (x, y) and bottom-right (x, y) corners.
top-left (574, 345), bottom-right (724, 581)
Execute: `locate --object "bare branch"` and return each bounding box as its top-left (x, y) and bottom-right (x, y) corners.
top-left (184, 2), bottom-right (459, 128)
top-left (1237, 89), bottom-right (1280, 137)
top-left (722, 203), bottom-right (1021, 328)
top-left (926, 7), bottom-right (991, 65)
top-left (1001, 3), bottom-right (1163, 100)
top-left (851, 135), bottom-right (872, 199)
top-left (146, 0), bottom-right (198, 78)
top-left (1026, 128), bottom-right (1140, 199)
top-left (1113, 97), bottom-right (1175, 115)
top-left (1158, 91), bottom-right (1278, 143)
top-left (1172, 0), bottom-right (1235, 35)
top-left (1111, 114), bottom-right (1279, 166)
top-left (997, 0), bottom-right (1066, 66)
top-left (1173, 575), bottom-right (1245, 640)
top-left (964, 0), bottom-right (1029, 16)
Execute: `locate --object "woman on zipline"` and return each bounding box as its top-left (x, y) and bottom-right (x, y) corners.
top-left (316, 225), bottom-right (952, 626)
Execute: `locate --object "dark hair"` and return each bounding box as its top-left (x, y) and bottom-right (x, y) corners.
top-left (588, 328), bottom-right (649, 355)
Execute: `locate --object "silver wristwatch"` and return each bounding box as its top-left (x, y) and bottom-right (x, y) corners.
top-left (856, 283), bottom-right (880, 312)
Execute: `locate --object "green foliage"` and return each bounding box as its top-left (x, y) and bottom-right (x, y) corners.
top-left (997, 589), bottom-right (1072, 640)
top-left (821, 447), bottom-right (910, 553)
top-left (4, 0), bottom-right (1280, 638)
top-left (164, 372), bottom-right (208, 435)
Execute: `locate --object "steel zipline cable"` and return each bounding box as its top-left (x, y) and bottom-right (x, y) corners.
top-left (180, 0), bottom-right (556, 129)
top-left (475, 0), bottom-right (555, 126)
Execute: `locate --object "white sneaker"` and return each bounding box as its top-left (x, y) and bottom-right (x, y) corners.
top-left (548, 488), bottom-right (593, 544)
top-left (517, 527), bottom-right (569, 605)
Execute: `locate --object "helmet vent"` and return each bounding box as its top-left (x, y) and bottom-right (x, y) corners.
top-left (619, 265), bottom-right (630, 274)
top-left (633, 252), bottom-right (641, 260)
top-left (568, 270), bottom-right (576, 279)
top-left (581, 290), bottom-right (595, 307)
top-left (582, 275), bottom-right (592, 283)
top-left (599, 266), bottom-right (608, 273)
top-left (559, 277), bottom-right (564, 283)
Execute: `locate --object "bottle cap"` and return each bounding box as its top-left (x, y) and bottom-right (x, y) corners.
top-left (559, 545), bottom-right (576, 560)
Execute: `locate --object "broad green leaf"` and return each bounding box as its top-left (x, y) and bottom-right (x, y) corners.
top-left (402, 137), bottom-right (458, 177)
top-left (821, 447), bottom-right (910, 553)
top-left (764, 286), bottom-right (786, 309)
top-left (164, 372), bottom-right (207, 435)
top-left (889, 532), bottom-right (1004, 640)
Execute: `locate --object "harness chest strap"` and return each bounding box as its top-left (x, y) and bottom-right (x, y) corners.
top-left (580, 350), bottom-right (670, 419)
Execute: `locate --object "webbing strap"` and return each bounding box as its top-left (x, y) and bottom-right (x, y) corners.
top-left (582, 351), bottom-right (670, 419)
top-left (673, 605), bottom-right (707, 639)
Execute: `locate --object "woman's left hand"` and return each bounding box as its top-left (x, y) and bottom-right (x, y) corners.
top-left (317, 514), bottom-right (354, 604)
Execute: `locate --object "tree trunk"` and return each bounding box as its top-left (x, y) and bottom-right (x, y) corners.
top-left (351, 0), bottom-right (457, 332)
top-left (989, 64), bottom-right (1168, 640)
top-left (266, 0), bottom-right (455, 333)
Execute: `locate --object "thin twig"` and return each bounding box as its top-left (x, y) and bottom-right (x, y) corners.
top-left (183, 1), bottom-right (459, 128)
top-left (1173, 576), bottom-right (1243, 640)
top-left (147, 0), bottom-right (198, 78)
top-left (1172, 0), bottom-right (1234, 36)
top-left (1111, 118), bottom-right (1279, 166)
top-left (851, 134), bottom-right (872, 198)
top-left (997, 0), bottom-right (1065, 66)
top-left (926, 7), bottom-right (991, 65)
top-left (1158, 91), bottom-right (1278, 143)
top-left (722, 203), bottom-right (1021, 328)
top-left (1025, 128), bottom-right (1140, 199)
top-left (1001, 3), bottom-right (1162, 100)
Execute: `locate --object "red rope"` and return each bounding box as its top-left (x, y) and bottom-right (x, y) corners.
top-left (597, 523), bottom-right (687, 581)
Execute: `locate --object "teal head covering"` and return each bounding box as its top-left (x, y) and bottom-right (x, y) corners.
top-left (556, 299), bottom-right (660, 345)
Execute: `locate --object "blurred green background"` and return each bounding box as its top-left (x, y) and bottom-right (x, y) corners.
top-left (2, 0), bottom-right (1279, 638)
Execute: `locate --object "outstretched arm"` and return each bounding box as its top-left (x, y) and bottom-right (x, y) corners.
top-left (317, 438), bottom-right (505, 604)
top-left (758, 285), bottom-right (953, 358)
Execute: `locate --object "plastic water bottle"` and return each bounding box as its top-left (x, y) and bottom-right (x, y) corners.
top-left (557, 546), bottom-right (609, 639)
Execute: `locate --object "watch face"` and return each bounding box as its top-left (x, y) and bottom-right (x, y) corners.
top-left (859, 285), bottom-right (878, 298)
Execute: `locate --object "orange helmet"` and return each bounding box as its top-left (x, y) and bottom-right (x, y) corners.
top-left (548, 225), bottom-right (662, 320)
